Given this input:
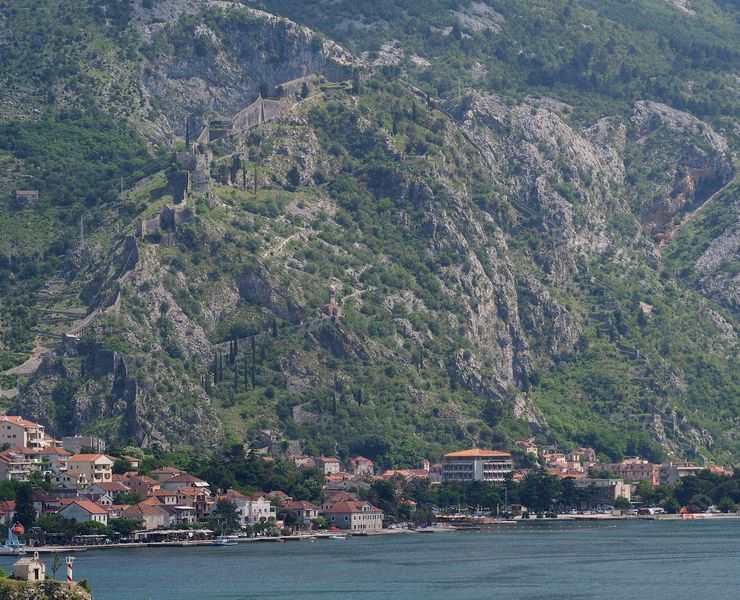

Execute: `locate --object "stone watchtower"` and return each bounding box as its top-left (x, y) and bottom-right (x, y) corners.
top-left (323, 285), bottom-right (341, 321)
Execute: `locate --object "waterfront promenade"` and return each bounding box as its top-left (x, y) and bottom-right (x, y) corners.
top-left (26, 512), bottom-right (740, 554)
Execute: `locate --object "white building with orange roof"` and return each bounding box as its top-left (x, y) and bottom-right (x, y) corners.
top-left (7, 446), bottom-right (70, 475)
top-left (126, 475), bottom-right (161, 497)
top-left (348, 456), bottom-right (374, 476)
top-left (284, 500), bottom-right (320, 525)
top-left (0, 450), bottom-right (33, 481)
top-left (122, 502), bottom-right (172, 530)
top-left (57, 499), bottom-right (109, 525)
top-left (441, 449), bottom-right (513, 483)
top-left (0, 416), bottom-right (48, 449)
top-left (149, 466), bottom-right (183, 483)
top-left (514, 439), bottom-right (539, 456)
top-left (67, 454), bottom-right (113, 485)
top-left (161, 473), bottom-right (209, 491)
top-left (315, 457), bottom-right (341, 476)
top-left (219, 489), bottom-right (275, 526)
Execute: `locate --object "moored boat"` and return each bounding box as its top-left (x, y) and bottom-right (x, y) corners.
top-left (212, 535), bottom-right (239, 546)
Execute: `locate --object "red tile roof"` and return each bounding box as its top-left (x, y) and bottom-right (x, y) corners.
top-left (443, 449), bottom-right (511, 458)
top-left (150, 467), bottom-right (182, 475)
top-left (0, 416), bottom-right (43, 428)
top-left (123, 502), bottom-right (171, 517)
top-left (323, 501), bottom-right (382, 514)
top-left (165, 473), bottom-right (207, 484)
top-left (220, 489), bottom-right (247, 501)
top-left (285, 500), bottom-right (319, 511)
top-left (326, 491), bottom-right (357, 502)
top-left (60, 500), bottom-right (108, 515)
top-left (69, 454), bottom-right (111, 462)
top-left (92, 482), bottom-right (130, 492)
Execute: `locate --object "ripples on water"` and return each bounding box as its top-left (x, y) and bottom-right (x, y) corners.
top-left (2, 520), bottom-right (738, 600)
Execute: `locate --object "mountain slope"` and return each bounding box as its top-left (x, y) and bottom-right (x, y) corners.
top-left (0, 0), bottom-right (737, 466)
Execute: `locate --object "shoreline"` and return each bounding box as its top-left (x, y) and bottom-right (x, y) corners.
top-left (18, 513), bottom-right (740, 555)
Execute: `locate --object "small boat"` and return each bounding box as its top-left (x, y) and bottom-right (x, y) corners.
top-left (212, 535), bottom-right (239, 546)
top-left (0, 523), bottom-right (26, 555)
top-left (328, 535), bottom-right (347, 540)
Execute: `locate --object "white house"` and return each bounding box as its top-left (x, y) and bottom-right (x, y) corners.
top-left (67, 454), bottom-right (113, 485)
top-left (219, 490), bottom-right (276, 526)
top-left (57, 500), bottom-right (109, 525)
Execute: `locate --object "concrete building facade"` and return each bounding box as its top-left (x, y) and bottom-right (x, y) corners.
top-left (442, 449), bottom-right (513, 483)
top-left (67, 454), bottom-right (113, 485)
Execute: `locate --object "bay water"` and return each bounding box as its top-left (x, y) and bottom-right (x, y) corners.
top-left (2, 519), bottom-right (738, 599)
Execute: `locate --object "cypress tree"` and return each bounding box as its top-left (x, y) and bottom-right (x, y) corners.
top-left (15, 483), bottom-right (36, 529)
top-left (251, 336), bottom-right (256, 388)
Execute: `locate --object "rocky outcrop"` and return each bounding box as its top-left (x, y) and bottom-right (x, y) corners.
top-left (459, 93), bottom-right (626, 282)
top-left (694, 194), bottom-right (740, 311)
top-left (138, 1), bottom-right (357, 137)
top-left (629, 101), bottom-right (734, 238)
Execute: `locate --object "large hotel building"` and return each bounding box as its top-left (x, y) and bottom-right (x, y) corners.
top-left (441, 449), bottom-right (513, 483)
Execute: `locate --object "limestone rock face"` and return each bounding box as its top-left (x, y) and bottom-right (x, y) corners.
top-left (136, 1), bottom-right (356, 138)
top-left (629, 101), bottom-right (734, 237)
top-left (6, 1), bottom-right (737, 460)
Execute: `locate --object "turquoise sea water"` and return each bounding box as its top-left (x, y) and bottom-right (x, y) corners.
top-left (2, 520), bottom-right (738, 600)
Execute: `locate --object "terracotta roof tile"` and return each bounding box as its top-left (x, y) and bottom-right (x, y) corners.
top-left (443, 449), bottom-right (511, 458)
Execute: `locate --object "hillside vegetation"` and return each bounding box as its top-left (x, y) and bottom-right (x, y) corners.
top-left (0, 0), bottom-right (737, 467)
